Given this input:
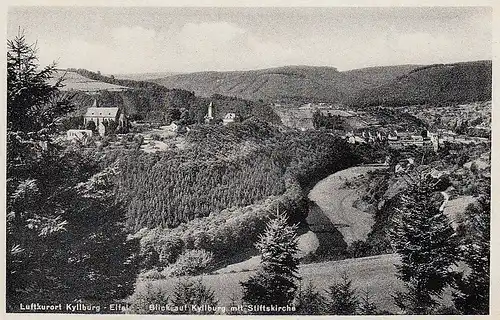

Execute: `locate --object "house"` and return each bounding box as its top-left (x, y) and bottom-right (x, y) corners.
top-left (387, 130), bottom-right (434, 150)
top-left (223, 113), bottom-right (238, 125)
top-left (67, 129), bottom-right (93, 143)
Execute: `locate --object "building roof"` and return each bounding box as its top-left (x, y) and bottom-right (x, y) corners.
top-left (224, 113), bottom-right (236, 119)
top-left (84, 107), bottom-right (120, 118)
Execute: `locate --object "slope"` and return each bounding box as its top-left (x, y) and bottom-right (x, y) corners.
top-left (152, 65), bottom-right (348, 102)
top-left (349, 60), bottom-right (492, 107)
top-left (151, 62), bottom-right (491, 106)
top-left (151, 64), bottom-right (421, 103)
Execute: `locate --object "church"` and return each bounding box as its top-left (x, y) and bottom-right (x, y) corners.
top-left (83, 99), bottom-right (128, 135)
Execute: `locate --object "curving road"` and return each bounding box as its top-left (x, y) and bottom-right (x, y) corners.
top-left (307, 165), bottom-right (388, 245)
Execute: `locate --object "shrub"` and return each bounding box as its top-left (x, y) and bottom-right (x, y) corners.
top-left (158, 236), bottom-right (184, 265)
top-left (139, 269), bottom-right (165, 280)
top-left (127, 282), bottom-right (170, 314)
top-left (170, 249), bottom-right (214, 276)
top-left (170, 278), bottom-right (219, 314)
top-left (139, 245), bottom-right (160, 270)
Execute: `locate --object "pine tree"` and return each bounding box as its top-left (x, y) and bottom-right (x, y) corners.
top-left (7, 30), bottom-right (72, 133)
top-left (6, 33), bottom-right (140, 310)
top-left (241, 210), bottom-right (301, 311)
top-left (294, 281), bottom-right (325, 315)
top-left (390, 174), bottom-right (460, 314)
top-left (453, 194), bottom-right (490, 314)
top-left (358, 289), bottom-right (380, 315)
top-left (323, 273), bottom-right (359, 315)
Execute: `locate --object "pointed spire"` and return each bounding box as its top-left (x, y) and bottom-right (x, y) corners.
top-left (92, 98), bottom-right (98, 107)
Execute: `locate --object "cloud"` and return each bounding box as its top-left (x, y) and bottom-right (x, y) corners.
top-left (111, 26), bottom-right (156, 43)
top-left (178, 22), bottom-right (245, 46)
top-left (31, 16), bottom-right (491, 74)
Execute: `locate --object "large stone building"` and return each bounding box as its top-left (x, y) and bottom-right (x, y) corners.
top-left (83, 99), bottom-right (127, 135)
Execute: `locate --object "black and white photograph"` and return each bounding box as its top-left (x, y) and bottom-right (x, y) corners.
top-left (4, 2), bottom-right (495, 316)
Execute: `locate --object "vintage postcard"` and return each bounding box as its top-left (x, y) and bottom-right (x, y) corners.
top-left (3, 1), bottom-right (496, 317)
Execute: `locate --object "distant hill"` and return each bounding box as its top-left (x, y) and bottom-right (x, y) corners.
top-left (151, 62), bottom-right (491, 106)
top-left (349, 61), bottom-right (492, 107)
top-left (112, 71), bottom-right (181, 81)
top-left (342, 65), bottom-right (421, 87)
top-left (152, 65), bottom-right (351, 102)
top-left (151, 65), bottom-right (421, 103)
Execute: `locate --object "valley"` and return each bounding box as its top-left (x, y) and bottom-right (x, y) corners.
top-left (7, 30), bottom-right (491, 315)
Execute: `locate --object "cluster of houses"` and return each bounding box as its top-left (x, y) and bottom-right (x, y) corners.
top-left (67, 100), bottom-right (239, 143)
top-left (346, 128), bottom-right (489, 151)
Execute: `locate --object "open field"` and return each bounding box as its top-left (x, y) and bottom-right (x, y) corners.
top-left (135, 253), bottom-right (402, 313)
top-left (48, 70), bottom-right (130, 92)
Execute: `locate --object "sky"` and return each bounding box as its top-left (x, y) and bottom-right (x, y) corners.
top-left (7, 6), bottom-right (492, 74)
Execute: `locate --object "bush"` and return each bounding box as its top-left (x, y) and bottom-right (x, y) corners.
top-left (127, 282), bottom-right (170, 314)
top-left (139, 269), bottom-right (165, 280)
top-left (169, 249), bottom-right (214, 276)
top-left (158, 236), bottom-right (184, 265)
top-left (139, 245), bottom-right (160, 270)
top-left (170, 278), bottom-right (219, 314)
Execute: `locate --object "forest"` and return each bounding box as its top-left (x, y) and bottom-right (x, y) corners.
top-left (103, 118), bottom-right (360, 231)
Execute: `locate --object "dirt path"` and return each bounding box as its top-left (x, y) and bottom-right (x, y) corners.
top-left (308, 165), bottom-right (388, 245)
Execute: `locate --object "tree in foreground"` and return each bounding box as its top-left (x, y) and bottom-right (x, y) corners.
top-left (241, 210), bottom-right (301, 312)
top-left (323, 273), bottom-right (359, 315)
top-left (453, 193), bottom-right (490, 314)
top-left (294, 281), bottom-right (325, 315)
top-left (6, 32), bottom-right (139, 310)
top-left (390, 174), bottom-right (460, 314)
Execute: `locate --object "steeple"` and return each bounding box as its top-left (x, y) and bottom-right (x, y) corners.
top-left (208, 102), bottom-right (213, 119)
top-left (92, 98), bottom-right (99, 108)
top-left (204, 102), bottom-right (214, 123)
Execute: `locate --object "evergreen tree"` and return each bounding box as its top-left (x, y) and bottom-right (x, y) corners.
top-left (6, 33), bottom-right (140, 310)
top-left (358, 289), bottom-right (380, 315)
top-left (390, 174), bottom-right (460, 314)
top-left (453, 194), bottom-right (490, 314)
top-left (7, 31), bottom-right (71, 133)
top-left (323, 273), bottom-right (359, 315)
top-left (294, 281), bottom-right (325, 315)
top-left (241, 210), bottom-right (301, 311)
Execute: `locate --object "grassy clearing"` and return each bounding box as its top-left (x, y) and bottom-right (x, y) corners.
top-left (135, 253), bottom-right (402, 313)
top-left (49, 70), bottom-right (130, 92)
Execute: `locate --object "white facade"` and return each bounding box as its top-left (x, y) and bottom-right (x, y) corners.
top-left (223, 113), bottom-right (237, 125)
top-left (67, 129), bottom-right (93, 141)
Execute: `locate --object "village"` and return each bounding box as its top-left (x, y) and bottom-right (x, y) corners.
top-left (64, 98), bottom-right (490, 154)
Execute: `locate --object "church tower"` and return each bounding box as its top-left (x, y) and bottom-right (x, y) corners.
top-left (204, 102), bottom-right (214, 123)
